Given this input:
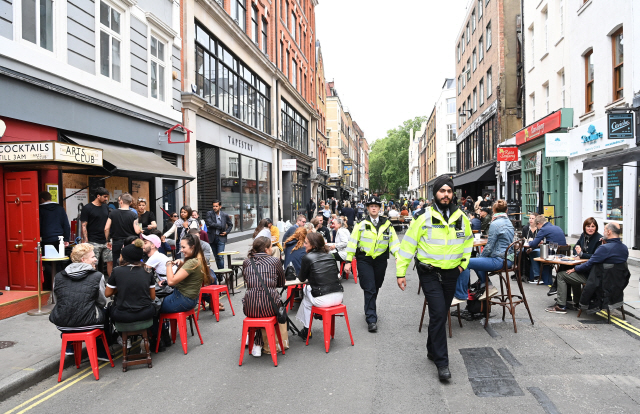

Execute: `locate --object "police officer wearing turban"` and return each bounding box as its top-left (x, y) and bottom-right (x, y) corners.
top-left (396, 175), bottom-right (473, 380)
top-left (345, 195), bottom-right (400, 332)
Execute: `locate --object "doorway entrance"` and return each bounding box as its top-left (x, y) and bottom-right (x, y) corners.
top-left (4, 171), bottom-right (40, 290)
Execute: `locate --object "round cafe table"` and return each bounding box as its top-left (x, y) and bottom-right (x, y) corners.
top-left (533, 256), bottom-right (588, 285)
top-left (217, 251), bottom-right (240, 293)
top-left (28, 256), bottom-right (69, 316)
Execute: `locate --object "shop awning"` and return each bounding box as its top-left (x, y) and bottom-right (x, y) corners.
top-left (583, 147), bottom-right (640, 170)
top-left (452, 163), bottom-right (495, 187)
top-left (64, 134), bottom-right (193, 180)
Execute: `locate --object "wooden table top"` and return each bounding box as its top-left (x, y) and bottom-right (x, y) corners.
top-left (473, 239), bottom-right (488, 247)
top-left (533, 257), bottom-right (588, 265)
top-left (285, 278), bottom-right (305, 286)
top-left (218, 251), bottom-right (240, 256)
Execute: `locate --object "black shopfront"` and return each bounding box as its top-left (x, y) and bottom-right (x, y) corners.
top-left (196, 141), bottom-right (272, 233)
top-left (282, 159), bottom-right (311, 222)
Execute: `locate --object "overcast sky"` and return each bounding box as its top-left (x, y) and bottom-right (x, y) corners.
top-left (315, 0), bottom-right (469, 143)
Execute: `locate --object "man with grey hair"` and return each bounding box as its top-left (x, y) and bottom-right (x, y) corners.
top-left (546, 222), bottom-right (628, 313)
top-left (327, 217), bottom-right (350, 264)
top-left (526, 214), bottom-right (567, 286)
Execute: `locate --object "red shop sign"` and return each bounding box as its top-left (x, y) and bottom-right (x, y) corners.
top-left (515, 111), bottom-right (562, 145)
top-left (497, 147), bottom-right (519, 162)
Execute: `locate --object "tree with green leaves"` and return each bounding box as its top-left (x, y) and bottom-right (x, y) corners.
top-left (369, 116), bottom-right (427, 198)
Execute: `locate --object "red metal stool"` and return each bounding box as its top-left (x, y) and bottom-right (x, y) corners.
top-left (239, 316), bottom-right (285, 367)
top-left (286, 284), bottom-right (305, 310)
top-left (197, 285), bottom-right (235, 321)
top-left (156, 309), bottom-right (203, 354)
top-left (58, 329), bottom-right (114, 382)
top-left (306, 304), bottom-right (354, 353)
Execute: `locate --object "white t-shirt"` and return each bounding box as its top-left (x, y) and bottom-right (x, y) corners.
top-left (146, 251), bottom-right (170, 278)
top-left (388, 210), bottom-right (400, 218)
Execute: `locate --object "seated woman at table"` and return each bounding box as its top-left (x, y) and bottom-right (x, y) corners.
top-left (295, 233), bottom-right (344, 339)
top-left (160, 233), bottom-right (209, 313)
top-left (326, 217), bottom-right (350, 268)
top-left (469, 213), bottom-right (481, 232)
top-left (242, 237), bottom-right (285, 357)
top-left (573, 217), bottom-right (602, 259)
top-left (453, 200), bottom-right (515, 305)
top-left (521, 213), bottom-right (539, 280)
top-left (284, 227), bottom-right (308, 275)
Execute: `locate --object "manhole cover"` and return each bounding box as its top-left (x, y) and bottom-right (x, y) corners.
top-left (560, 324), bottom-right (597, 330)
top-left (0, 341), bottom-right (16, 349)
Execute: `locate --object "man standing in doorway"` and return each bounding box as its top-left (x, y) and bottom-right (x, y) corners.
top-left (345, 196), bottom-right (400, 333)
top-left (205, 200), bottom-right (233, 270)
top-left (396, 175), bottom-right (473, 381)
top-left (81, 187), bottom-right (113, 276)
top-left (105, 193), bottom-right (141, 267)
top-left (39, 191), bottom-right (70, 286)
top-left (136, 198), bottom-right (157, 231)
top-left (306, 197), bottom-right (316, 222)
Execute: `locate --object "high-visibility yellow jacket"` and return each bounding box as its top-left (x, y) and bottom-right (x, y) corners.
top-left (396, 206), bottom-right (473, 277)
top-left (346, 216), bottom-right (400, 261)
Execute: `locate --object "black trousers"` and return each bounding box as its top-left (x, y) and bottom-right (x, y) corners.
top-left (112, 240), bottom-right (124, 268)
top-left (357, 255), bottom-right (388, 324)
top-left (419, 266), bottom-right (460, 368)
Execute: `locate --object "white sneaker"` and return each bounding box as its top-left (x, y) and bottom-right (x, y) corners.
top-left (127, 338), bottom-right (132, 349)
top-left (478, 286), bottom-right (498, 300)
top-left (450, 297), bottom-right (466, 306)
top-left (251, 344), bottom-right (262, 357)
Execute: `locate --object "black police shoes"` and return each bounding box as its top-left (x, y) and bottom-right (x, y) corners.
top-left (368, 322), bottom-right (378, 332)
top-left (438, 366), bottom-right (451, 380)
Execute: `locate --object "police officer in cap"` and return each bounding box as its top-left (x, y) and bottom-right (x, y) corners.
top-left (345, 195), bottom-right (400, 332)
top-left (396, 175), bottom-right (473, 380)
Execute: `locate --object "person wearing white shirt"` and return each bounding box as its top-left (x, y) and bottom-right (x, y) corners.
top-left (326, 217), bottom-right (350, 262)
top-left (388, 206), bottom-right (400, 218)
top-left (142, 234), bottom-right (171, 280)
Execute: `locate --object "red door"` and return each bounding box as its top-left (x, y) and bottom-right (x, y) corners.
top-left (4, 171), bottom-right (40, 290)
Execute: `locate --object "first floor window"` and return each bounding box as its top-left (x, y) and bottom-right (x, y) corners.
top-left (487, 68), bottom-right (492, 96)
top-left (447, 124), bottom-right (457, 141)
top-left (585, 50), bottom-right (594, 112)
top-left (22, 0), bottom-right (53, 51)
top-left (150, 36), bottom-right (165, 101)
top-left (479, 78), bottom-right (485, 105)
top-left (99, 1), bottom-right (121, 81)
top-left (448, 152), bottom-right (456, 173)
top-left (594, 175), bottom-right (603, 212)
top-left (291, 60), bottom-right (297, 89)
top-left (231, 0), bottom-right (246, 31)
top-left (262, 18), bottom-right (268, 54)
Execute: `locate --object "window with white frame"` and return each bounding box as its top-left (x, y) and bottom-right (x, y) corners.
top-left (291, 12), bottom-right (296, 41)
top-left (251, 5), bottom-right (259, 44)
top-left (291, 60), bottom-right (297, 89)
top-left (229, 156), bottom-right (239, 177)
top-left (478, 0), bottom-right (483, 19)
top-left (545, 84), bottom-right (550, 114)
top-left (457, 43), bottom-right (461, 62)
top-left (479, 78), bottom-right (484, 105)
top-left (594, 175), bottom-right (603, 212)
top-left (150, 36), bottom-right (165, 101)
top-left (559, 0), bottom-right (564, 37)
top-left (231, 0), bottom-right (246, 31)
top-left (461, 34), bottom-right (465, 54)
top-left (457, 75), bottom-right (462, 95)
top-left (487, 67), bottom-right (492, 97)
top-left (466, 23), bottom-right (470, 43)
top-left (486, 21), bottom-right (492, 49)
top-left (531, 94), bottom-right (536, 121)
top-left (472, 10), bottom-right (476, 32)
top-left (447, 124), bottom-right (457, 141)
top-left (472, 48), bottom-right (477, 72)
top-left (447, 152), bottom-right (456, 173)
top-left (473, 87), bottom-right (477, 112)
top-left (544, 9), bottom-right (548, 52)
top-left (447, 98), bottom-right (456, 114)
top-left (561, 70), bottom-right (565, 107)
top-left (99, 1), bottom-right (121, 82)
top-left (261, 17), bottom-right (268, 54)
top-left (479, 36), bottom-right (484, 61)
top-left (530, 25), bottom-right (535, 65)
top-left (21, 0), bottom-right (54, 51)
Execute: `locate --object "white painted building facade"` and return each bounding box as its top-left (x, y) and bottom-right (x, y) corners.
top-left (435, 79), bottom-right (458, 177)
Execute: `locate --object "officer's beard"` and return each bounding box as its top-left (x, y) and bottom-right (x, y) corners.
top-left (434, 194), bottom-right (452, 214)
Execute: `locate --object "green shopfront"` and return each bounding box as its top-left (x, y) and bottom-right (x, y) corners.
top-left (515, 109), bottom-right (573, 233)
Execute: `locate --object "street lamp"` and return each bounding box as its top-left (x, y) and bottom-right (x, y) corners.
top-left (458, 109), bottom-right (473, 118)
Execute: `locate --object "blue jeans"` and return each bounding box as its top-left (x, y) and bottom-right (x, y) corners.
top-left (160, 288), bottom-right (197, 313)
top-left (210, 236), bottom-right (226, 270)
top-left (455, 257), bottom-right (512, 300)
top-left (529, 249), bottom-right (553, 285)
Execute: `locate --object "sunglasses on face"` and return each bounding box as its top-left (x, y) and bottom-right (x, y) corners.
top-left (172, 215), bottom-right (178, 218)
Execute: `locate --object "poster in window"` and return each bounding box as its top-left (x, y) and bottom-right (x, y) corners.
top-left (606, 166), bottom-right (623, 221)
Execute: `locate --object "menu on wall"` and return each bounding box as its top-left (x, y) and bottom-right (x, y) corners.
top-left (607, 166), bottom-right (624, 221)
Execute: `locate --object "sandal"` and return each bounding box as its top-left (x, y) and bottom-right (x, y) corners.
top-left (219, 304), bottom-right (225, 311)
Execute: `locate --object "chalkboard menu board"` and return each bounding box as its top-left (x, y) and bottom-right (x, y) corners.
top-left (607, 166), bottom-right (624, 221)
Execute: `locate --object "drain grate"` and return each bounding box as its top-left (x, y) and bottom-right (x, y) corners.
top-left (0, 341), bottom-right (16, 349)
top-left (560, 324), bottom-right (597, 330)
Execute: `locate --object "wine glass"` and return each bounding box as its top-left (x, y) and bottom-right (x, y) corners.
top-left (551, 242), bottom-right (558, 258)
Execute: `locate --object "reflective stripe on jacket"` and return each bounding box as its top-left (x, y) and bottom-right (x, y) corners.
top-left (396, 206), bottom-right (473, 277)
top-left (345, 217), bottom-right (399, 261)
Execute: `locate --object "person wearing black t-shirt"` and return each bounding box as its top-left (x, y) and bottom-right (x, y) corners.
top-left (81, 187), bottom-right (113, 276)
top-left (105, 193), bottom-right (141, 267)
top-left (136, 198), bottom-right (157, 230)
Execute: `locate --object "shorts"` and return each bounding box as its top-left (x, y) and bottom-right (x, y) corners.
top-left (88, 242), bottom-right (113, 263)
